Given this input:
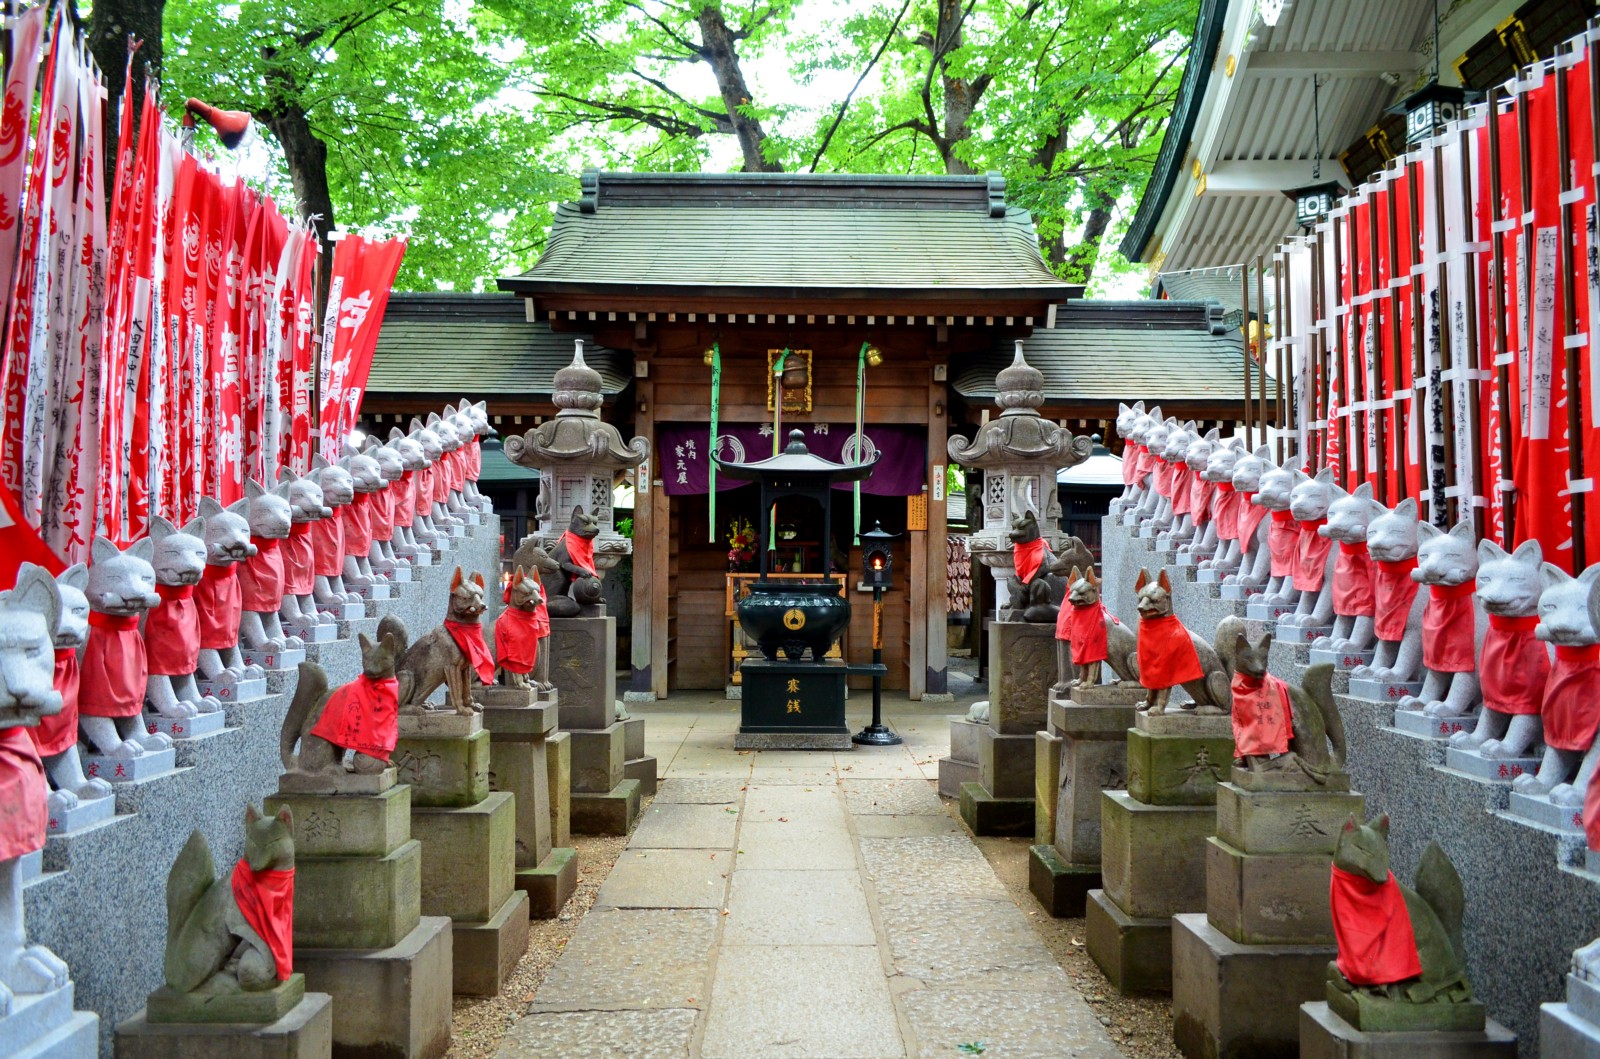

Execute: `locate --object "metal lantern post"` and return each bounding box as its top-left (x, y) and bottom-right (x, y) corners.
top-left (853, 520), bottom-right (902, 747)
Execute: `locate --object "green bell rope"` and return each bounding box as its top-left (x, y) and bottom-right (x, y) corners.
top-left (770, 348), bottom-right (790, 554)
top-left (854, 342), bottom-right (867, 545)
top-left (707, 343), bottom-right (721, 543)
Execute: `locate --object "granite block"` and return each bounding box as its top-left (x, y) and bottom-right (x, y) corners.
top-left (550, 616), bottom-right (617, 730)
top-left (1053, 709), bottom-right (1133, 865)
top-left (0, 983), bottom-right (96, 1059)
top-left (449, 890), bottom-right (530, 996)
top-left (114, 992), bottom-right (331, 1059)
top-left (1027, 843), bottom-right (1099, 918)
top-left (296, 916), bottom-right (454, 1059)
top-left (518, 846), bottom-right (578, 919)
top-left (392, 724), bottom-right (491, 807)
top-left (1214, 782), bottom-right (1365, 855)
top-left (1394, 708), bottom-right (1473, 741)
top-left (1299, 1002), bottom-right (1516, 1059)
top-left (412, 791), bottom-right (516, 923)
top-left (977, 725), bottom-right (1035, 800)
top-left (1126, 726), bottom-right (1233, 806)
top-left (546, 731), bottom-right (572, 848)
top-left (571, 780), bottom-right (642, 835)
top-left (957, 781), bottom-right (1033, 837)
top-left (1099, 790), bottom-right (1215, 919)
top-left (988, 621), bottom-right (1054, 734)
top-left (265, 785), bottom-right (412, 859)
top-left (1035, 730), bottom-right (1062, 846)
top-left (1205, 837), bottom-right (1335, 945)
top-left (569, 723), bottom-right (627, 794)
top-left (291, 839), bottom-right (423, 950)
top-left (937, 756), bottom-right (979, 799)
top-left (1085, 887), bottom-right (1172, 995)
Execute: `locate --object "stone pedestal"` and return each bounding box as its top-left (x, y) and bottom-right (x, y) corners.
top-left (737, 659), bottom-right (851, 749)
top-left (395, 711), bottom-right (530, 996)
top-left (479, 688), bottom-right (577, 919)
top-left (1299, 1002), bottom-right (1517, 1059)
top-left (1, 982), bottom-right (98, 1059)
top-left (549, 616), bottom-right (641, 834)
top-left (1029, 684), bottom-right (1142, 918)
top-left (114, 991), bottom-right (333, 1059)
top-left (955, 621), bottom-right (1055, 836)
top-left (263, 774), bottom-right (453, 1057)
top-left (1086, 711), bottom-right (1232, 995)
top-left (937, 717), bottom-right (982, 798)
top-left (547, 732), bottom-right (572, 848)
top-left (1172, 775), bottom-right (1366, 1059)
top-left (1540, 972), bottom-right (1600, 1057)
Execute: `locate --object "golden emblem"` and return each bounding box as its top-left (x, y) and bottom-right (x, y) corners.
top-left (782, 608), bottom-right (806, 630)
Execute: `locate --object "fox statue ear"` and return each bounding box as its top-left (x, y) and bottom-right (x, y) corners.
top-left (359, 632), bottom-right (374, 654)
top-left (1158, 570), bottom-right (1173, 593)
top-left (245, 804), bottom-right (261, 824)
top-left (1342, 815), bottom-right (1358, 833)
top-left (450, 567), bottom-right (464, 590)
top-left (1135, 568), bottom-right (1150, 592)
top-left (1375, 813), bottom-right (1390, 838)
top-left (277, 806), bottom-right (294, 827)
top-left (1541, 562), bottom-right (1571, 591)
top-left (1394, 497), bottom-right (1418, 520)
top-left (1477, 539), bottom-right (1508, 565)
top-left (1511, 539), bottom-right (1544, 565)
top-left (1068, 566), bottom-right (1082, 582)
top-left (1087, 568), bottom-right (1100, 587)
top-left (473, 572), bottom-right (485, 589)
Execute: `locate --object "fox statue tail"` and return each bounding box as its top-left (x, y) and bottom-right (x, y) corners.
top-left (280, 661), bottom-right (328, 769)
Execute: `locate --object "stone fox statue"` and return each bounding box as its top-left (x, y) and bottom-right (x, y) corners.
top-left (1328, 816), bottom-right (1472, 1008)
top-left (512, 537), bottom-right (561, 690)
top-left (165, 805), bottom-right (295, 995)
top-left (388, 568), bottom-right (492, 714)
top-left (1058, 566), bottom-right (1138, 690)
top-left (280, 633), bottom-right (405, 781)
top-left (1134, 568), bottom-right (1233, 714)
top-left (1222, 617), bottom-right (1347, 783)
top-left (1005, 505), bottom-right (1068, 624)
top-left (548, 506), bottom-right (604, 618)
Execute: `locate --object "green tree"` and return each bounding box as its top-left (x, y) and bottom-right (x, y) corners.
top-left (162, 0), bottom-right (563, 289)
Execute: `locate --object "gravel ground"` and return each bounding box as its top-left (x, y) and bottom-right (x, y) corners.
top-left (444, 797), bottom-right (647, 1059)
top-left (962, 818), bottom-right (1180, 1059)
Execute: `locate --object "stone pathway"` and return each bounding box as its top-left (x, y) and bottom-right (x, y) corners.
top-left (498, 699), bottom-right (1123, 1059)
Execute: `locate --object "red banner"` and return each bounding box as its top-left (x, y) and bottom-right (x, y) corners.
top-left (317, 234), bottom-right (406, 461)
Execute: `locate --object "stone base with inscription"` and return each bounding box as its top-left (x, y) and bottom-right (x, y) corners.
top-left (478, 687), bottom-right (577, 919)
top-left (114, 990), bottom-right (332, 1059)
top-left (947, 621), bottom-right (1054, 836)
top-left (1171, 776), bottom-right (1365, 1059)
top-left (392, 711), bottom-right (529, 995)
top-left (1393, 708), bottom-right (1472, 742)
top-left (737, 659), bottom-right (851, 750)
top-left (263, 772), bottom-right (451, 1055)
top-left (1029, 685), bottom-right (1143, 917)
top-left (1299, 1002), bottom-right (1516, 1059)
top-left (549, 615), bottom-right (642, 834)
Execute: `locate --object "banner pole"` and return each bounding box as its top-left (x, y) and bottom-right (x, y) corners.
top-left (1457, 122), bottom-right (1486, 541)
top-left (1486, 85), bottom-right (1515, 545)
top-left (1430, 137), bottom-right (1457, 527)
top-left (1333, 208), bottom-right (1357, 487)
top-left (1276, 253), bottom-right (1288, 463)
top-left (1557, 43), bottom-right (1587, 568)
top-left (1240, 264), bottom-right (1252, 447)
top-left (1366, 186), bottom-right (1387, 501)
top-left (1407, 153), bottom-right (1429, 517)
top-left (1256, 254), bottom-right (1268, 447)
top-left (708, 342), bottom-right (721, 543)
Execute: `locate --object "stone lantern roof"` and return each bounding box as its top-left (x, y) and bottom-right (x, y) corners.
top-left (504, 341), bottom-right (649, 473)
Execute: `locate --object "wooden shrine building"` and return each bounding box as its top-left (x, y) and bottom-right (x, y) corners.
top-left (368, 170), bottom-right (1263, 700)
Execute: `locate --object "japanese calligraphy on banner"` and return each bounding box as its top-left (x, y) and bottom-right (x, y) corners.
top-left (656, 422), bottom-right (927, 496)
top-left (317, 233), bottom-right (407, 461)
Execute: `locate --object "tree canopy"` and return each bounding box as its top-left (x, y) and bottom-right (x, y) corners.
top-left (146, 0), bottom-right (1196, 292)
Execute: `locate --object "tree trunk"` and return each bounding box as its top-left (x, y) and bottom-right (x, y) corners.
top-left (86, 0), bottom-right (166, 200)
top-left (1063, 201), bottom-right (1114, 286)
top-left (696, 6), bottom-right (780, 172)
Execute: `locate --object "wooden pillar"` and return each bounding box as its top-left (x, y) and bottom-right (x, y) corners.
top-left (630, 372), bottom-right (657, 695)
top-left (924, 365), bottom-right (949, 697)
top-left (651, 487), bottom-right (669, 698)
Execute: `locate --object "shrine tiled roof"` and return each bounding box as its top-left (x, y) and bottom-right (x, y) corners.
top-left (953, 299), bottom-right (1267, 408)
top-left (499, 171), bottom-right (1075, 300)
top-left (368, 293), bottom-right (630, 398)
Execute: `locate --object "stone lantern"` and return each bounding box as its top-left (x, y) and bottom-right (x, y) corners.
top-left (504, 340), bottom-right (648, 583)
top-left (947, 340), bottom-right (1091, 606)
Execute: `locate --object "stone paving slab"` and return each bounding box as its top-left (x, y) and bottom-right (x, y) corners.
top-left (748, 765), bottom-right (840, 785)
top-left (653, 778), bottom-right (747, 804)
top-left (858, 835), bottom-right (1011, 899)
top-left (841, 778), bottom-right (944, 816)
top-left (527, 908), bottom-right (718, 1012)
top-left (834, 754), bottom-right (926, 780)
top-left (700, 945), bottom-right (904, 1058)
top-left (743, 785), bottom-right (849, 826)
top-left (735, 821), bottom-right (857, 871)
top-left (497, 1008), bottom-right (697, 1058)
top-left (594, 849), bottom-right (732, 909)
top-left (876, 893), bottom-right (1069, 990)
top-left (900, 988), bottom-right (1125, 1059)
top-left (631, 803), bottom-right (740, 849)
top-left (724, 870), bottom-right (875, 946)
top-left (852, 815), bottom-right (962, 838)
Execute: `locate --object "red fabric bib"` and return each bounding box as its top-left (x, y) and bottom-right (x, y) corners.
top-left (1122, 442), bottom-right (1142, 485)
top-left (562, 531), bottom-right (598, 577)
top-left (1062, 601), bottom-right (1116, 665)
top-left (413, 466), bottom-right (434, 516)
top-left (1372, 558), bottom-right (1420, 640)
top-left (1135, 445), bottom-right (1157, 482)
top-left (469, 437), bottom-right (482, 479)
top-left (310, 674), bottom-right (400, 760)
top-left (341, 493), bottom-right (374, 556)
top-left (1013, 538), bottom-right (1046, 585)
top-left (1154, 460), bottom-right (1173, 498)
top-left (1267, 510), bottom-right (1298, 577)
top-left (495, 606), bottom-right (542, 675)
top-left (445, 620), bottom-right (495, 684)
top-left (432, 459), bottom-right (451, 503)
top-left (1189, 475), bottom-right (1214, 524)
top-left (0, 727), bottom-right (47, 861)
top-left (238, 539), bottom-right (286, 613)
top-left (1231, 672), bottom-right (1294, 756)
top-left (393, 471), bottom-right (417, 525)
top-left (196, 563), bottom-right (243, 651)
top-left (1332, 542), bottom-right (1377, 617)
top-left (1422, 580), bottom-right (1477, 673)
top-left (79, 612), bottom-right (147, 718)
top-left (1585, 763), bottom-right (1600, 850)
top-left (32, 648), bottom-right (81, 757)
top-left (1480, 614), bottom-right (1548, 716)
top-left (1171, 465), bottom-right (1194, 516)
top-left (1214, 483), bottom-right (1239, 541)
top-left (1235, 493), bottom-right (1266, 548)
top-left (1541, 644), bottom-right (1600, 751)
top-left (1330, 866), bottom-right (1422, 987)
top-left (231, 860), bottom-right (295, 982)
top-left (311, 515), bottom-right (345, 578)
top-left (1137, 614), bottom-right (1203, 690)
top-left (283, 523), bottom-right (315, 596)
top-left (1292, 520), bottom-right (1333, 592)
top-left (145, 583), bottom-right (201, 676)
top-left (376, 484), bottom-right (398, 543)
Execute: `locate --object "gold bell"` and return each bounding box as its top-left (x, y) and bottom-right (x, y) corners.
top-left (865, 347), bottom-right (883, 368)
top-left (703, 349), bottom-right (715, 366)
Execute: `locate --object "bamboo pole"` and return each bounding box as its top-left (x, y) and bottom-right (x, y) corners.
top-left (1487, 84), bottom-right (1516, 545)
top-left (1558, 45), bottom-right (1587, 567)
top-left (1430, 138), bottom-right (1457, 527)
top-left (1241, 265), bottom-right (1253, 447)
top-left (1367, 187), bottom-right (1387, 500)
top-left (1457, 122), bottom-right (1487, 542)
top-left (1257, 254), bottom-right (1269, 448)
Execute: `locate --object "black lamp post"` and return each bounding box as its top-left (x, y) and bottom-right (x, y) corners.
top-left (853, 520), bottom-right (902, 746)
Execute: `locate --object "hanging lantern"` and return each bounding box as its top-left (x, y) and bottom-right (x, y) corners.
top-left (1389, 82), bottom-right (1476, 147)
